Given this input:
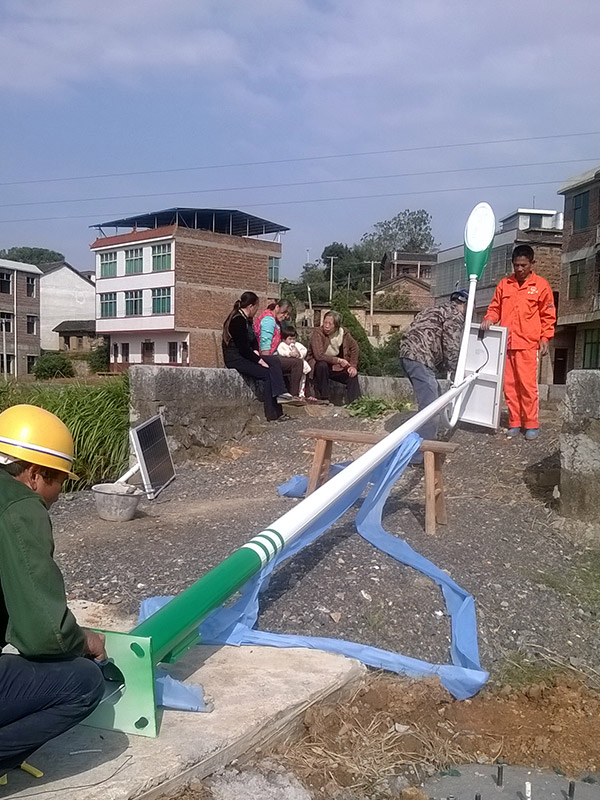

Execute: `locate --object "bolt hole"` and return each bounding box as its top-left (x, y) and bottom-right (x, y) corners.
top-left (130, 642), bottom-right (145, 658)
top-left (134, 716), bottom-right (149, 729)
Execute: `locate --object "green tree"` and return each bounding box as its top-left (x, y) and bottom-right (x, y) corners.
top-left (87, 342), bottom-right (110, 374)
top-left (377, 330), bottom-right (405, 377)
top-left (33, 352), bottom-right (75, 380)
top-left (330, 291), bottom-right (381, 375)
top-left (0, 246), bottom-right (64, 266)
top-left (360, 209), bottom-right (438, 261)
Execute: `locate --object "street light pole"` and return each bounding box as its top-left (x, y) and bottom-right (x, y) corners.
top-left (369, 260), bottom-right (375, 336)
top-left (328, 256), bottom-right (337, 303)
top-left (1, 319), bottom-right (7, 382)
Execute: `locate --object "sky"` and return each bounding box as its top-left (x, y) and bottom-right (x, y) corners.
top-left (1, 0), bottom-right (600, 280)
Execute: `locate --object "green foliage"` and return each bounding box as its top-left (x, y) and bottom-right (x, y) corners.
top-left (360, 209), bottom-right (439, 259)
top-left (87, 342), bottom-right (110, 374)
top-left (377, 330), bottom-right (405, 377)
top-left (374, 291), bottom-right (416, 311)
top-left (0, 377), bottom-right (130, 489)
top-left (330, 291), bottom-right (381, 375)
top-left (0, 246), bottom-right (64, 266)
top-left (33, 352), bottom-right (75, 380)
top-left (346, 395), bottom-right (412, 419)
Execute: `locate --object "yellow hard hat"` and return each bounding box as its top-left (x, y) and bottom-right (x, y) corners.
top-left (0, 404), bottom-right (78, 479)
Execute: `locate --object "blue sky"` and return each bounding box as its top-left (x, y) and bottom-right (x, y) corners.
top-left (1, 0), bottom-right (600, 278)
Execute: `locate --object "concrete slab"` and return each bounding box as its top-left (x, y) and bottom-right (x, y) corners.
top-left (422, 763), bottom-right (600, 800)
top-left (5, 602), bottom-right (364, 800)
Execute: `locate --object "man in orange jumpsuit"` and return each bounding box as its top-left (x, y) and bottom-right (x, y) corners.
top-left (481, 244), bottom-right (556, 440)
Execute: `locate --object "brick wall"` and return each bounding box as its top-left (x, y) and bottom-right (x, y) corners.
top-left (173, 228), bottom-right (282, 368)
top-left (562, 182), bottom-right (600, 254)
top-left (0, 271), bottom-right (40, 376)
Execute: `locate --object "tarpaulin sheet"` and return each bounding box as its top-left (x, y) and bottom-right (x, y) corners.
top-left (140, 432), bottom-right (488, 706)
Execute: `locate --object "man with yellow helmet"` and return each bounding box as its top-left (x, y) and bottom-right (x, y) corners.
top-left (0, 405), bottom-right (106, 775)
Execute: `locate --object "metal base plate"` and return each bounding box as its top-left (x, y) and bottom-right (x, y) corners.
top-left (82, 630), bottom-right (158, 738)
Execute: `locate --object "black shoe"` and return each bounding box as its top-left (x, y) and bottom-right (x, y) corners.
top-left (272, 414), bottom-right (292, 423)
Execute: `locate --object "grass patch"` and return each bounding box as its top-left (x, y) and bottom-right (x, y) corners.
top-left (494, 649), bottom-right (565, 688)
top-left (535, 550), bottom-right (600, 611)
top-left (347, 395), bottom-right (413, 419)
top-left (0, 377), bottom-right (130, 489)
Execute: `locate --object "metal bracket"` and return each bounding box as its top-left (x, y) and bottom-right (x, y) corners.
top-left (82, 630), bottom-right (158, 738)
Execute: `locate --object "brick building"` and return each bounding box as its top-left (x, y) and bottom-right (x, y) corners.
top-left (434, 208), bottom-right (563, 383)
top-left (0, 257), bottom-right (41, 376)
top-left (90, 208), bottom-right (288, 369)
top-left (380, 251), bottom-right (436, 283)
top-left (555, 166), bottom-right (600, 378)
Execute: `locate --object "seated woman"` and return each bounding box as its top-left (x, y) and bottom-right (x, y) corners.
top-left (307, 311), bottom-right (361, 403)
top-left (253, 300), bottom-right (303, 398)
top-left (222, 292), bottom-right (294, 421)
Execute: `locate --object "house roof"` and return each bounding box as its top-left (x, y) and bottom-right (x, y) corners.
top-left (558, 166), bottom-right (600, 195)
top-left (373, 273), bottom-right (432, 293)
top-left (53, 320), bottom-right (96, 334)
top-left (90, 208), bottom-right (289, 237)
top-left (0, 258), bottom-right (42, 275)
top-left (38, 260), bottom-right (95, 284)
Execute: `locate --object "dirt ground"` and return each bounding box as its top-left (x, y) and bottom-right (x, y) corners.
top-left (49, 402), bottom-right (600, 799)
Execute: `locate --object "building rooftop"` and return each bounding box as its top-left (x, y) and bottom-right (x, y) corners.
top-left (498, 208), bottom-right (556, 221)
top-left (558, 165), bottom-right (600, 195)
top-left (90, 208), bottom-right (289, 237)
top-left (53, 320), bottom-right (96, 334)
top-left (0, 258), bottom-right (42, 275)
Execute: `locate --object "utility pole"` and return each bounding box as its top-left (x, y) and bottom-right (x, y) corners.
top-left (306, 283), bottom-right (313, 312)
top-left (369, 260), bottom-right (375, 336)
top-left (328, 256), bottom-right (337, 303)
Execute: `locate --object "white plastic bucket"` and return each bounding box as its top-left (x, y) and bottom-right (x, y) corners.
top-left (91, 483), bottom-right (144, 522)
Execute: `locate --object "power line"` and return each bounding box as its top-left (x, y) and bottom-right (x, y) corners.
top-left (0, 156), bottom-right (596, 211)
top-left (0, 178), bottom-right (567, 225)
top-left (1, 131), bottom-right (599, 188)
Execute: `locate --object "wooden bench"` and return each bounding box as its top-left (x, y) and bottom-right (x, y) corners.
top-left (300, 428), bottom-right (459, 535)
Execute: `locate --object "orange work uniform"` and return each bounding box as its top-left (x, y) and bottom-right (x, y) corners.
top-left (483, 271), bottom-right (556, 429)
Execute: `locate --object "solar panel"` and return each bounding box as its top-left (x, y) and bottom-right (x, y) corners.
top-left (129, 415), bottom-right (176, 500)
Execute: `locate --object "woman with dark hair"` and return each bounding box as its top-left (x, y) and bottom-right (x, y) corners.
top-left (222, 292), bottom-right (294, 421)
top-left (254, 299), bottom-right (303, 397)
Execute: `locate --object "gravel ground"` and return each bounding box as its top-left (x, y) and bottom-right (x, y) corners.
top-left (52, 405), bottom-right (600, 676)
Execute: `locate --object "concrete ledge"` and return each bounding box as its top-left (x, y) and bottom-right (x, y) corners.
top-left (7, 647), bottom-right (364, 800)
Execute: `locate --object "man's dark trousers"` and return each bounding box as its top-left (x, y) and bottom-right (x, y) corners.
top-left (312, 361), bottom-right (361, 403)
top-left (399, 357), bottom-right (440, 447)
top-left (0, 654), bottom-right (104, 771)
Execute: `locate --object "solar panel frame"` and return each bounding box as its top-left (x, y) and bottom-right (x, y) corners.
top-left (129, 415), bottom-right (176, 499)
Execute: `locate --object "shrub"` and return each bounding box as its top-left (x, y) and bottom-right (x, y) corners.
top-left (33, 352), bottom-right (75, 380)
top-left (330, 292), bottom-right (381, 375)
top-left (347, 395), bottom-right (413, 419)
top-left (87, 342), bottom-right (110, 374)
top-left (377, 330), bottom-right (405, 377)
top-left (0, 377), bottom-right (130, 489)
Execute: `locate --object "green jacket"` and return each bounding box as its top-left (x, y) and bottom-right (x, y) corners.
top-left (0, 469), bottom-right (85, 658)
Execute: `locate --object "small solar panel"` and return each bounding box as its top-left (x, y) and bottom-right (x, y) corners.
top-left (129, 415), bottom-right (176, 499)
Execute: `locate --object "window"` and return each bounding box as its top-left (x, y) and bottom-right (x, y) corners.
top-left (77, 336), bottom-right (84, 350)
top-left (568, 260), bottom-right (586, 299)
top-left (125, 290), bottom-right (143, 316)
top-left (27, 355), bottom-right (37, 374)
top-left (64, 335), bottom-right (71, 349)
top-left (152, 243), bottom-right (171, 271)
top-left (372, 324), bottom-right (380, 338)
top-left (390, 325), bottom-right (400, 332)
top-left (121, 343), bottom-right (129, 363)
top-left (113, 343), bottom-right (119, 362)
top-left (100, 252), bottom-right (117, 278)
top-left (268, 256), bottom-right (280, 283)
top-left (152, 287), bottom-right (171, 314)
top-left (168, 341), bottom-right (178, 363)
top-left (0, 271), bottom-right (12, 294)
top-left (26, 276), bottom-right (36, 297)
top-left (573, 191), bottom-right (590, 231)
top-left (26, 315), bottom-right (37, 335)
top-left (0, 313), bottom-right (13, 333)
top-left (100, 292), bottom-right (117, 317)
top-left (583, 328), bottom-right (600, 369)
top-left (421, 267), bottom-right (431, 280)
top-left (125, 248), bottom-right (143, 274)
top-left (0, 354), bottom-right (14, 374)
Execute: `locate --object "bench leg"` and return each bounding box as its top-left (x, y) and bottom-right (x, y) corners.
top-left (307, 438), bottom-right (330, 495)
top-left (424, 450), bottom-right (436, 535)
top-left (434, 453), bottom-right (447, 525)
top-left (319, 440), bottom-right (333, 487)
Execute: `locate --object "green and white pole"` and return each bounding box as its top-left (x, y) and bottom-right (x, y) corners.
top-left (449, 202), bottom-right (496, 427)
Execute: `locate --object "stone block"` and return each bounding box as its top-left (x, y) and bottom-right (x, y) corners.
top-left (560, 370), bottom-right (600, 520)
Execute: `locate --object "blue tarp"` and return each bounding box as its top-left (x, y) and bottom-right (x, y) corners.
top-left (141, 431), bottom-right (488, 707)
